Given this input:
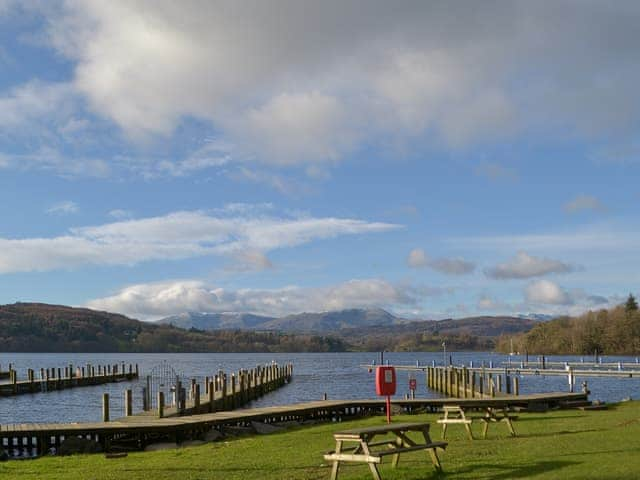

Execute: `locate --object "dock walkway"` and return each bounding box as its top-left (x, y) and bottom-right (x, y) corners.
top-left (0, 391), bottom-right (586, 458)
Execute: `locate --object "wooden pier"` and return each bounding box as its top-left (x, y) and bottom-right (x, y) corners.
top-left (118, 362), bottom-right (294, 420)
top-left (0, 391), bottom-right (586, 459)
top-left (0, 363), bottom-right (139, 397)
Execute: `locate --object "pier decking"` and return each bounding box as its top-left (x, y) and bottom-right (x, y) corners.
top-left (0, 363), bottom-right (139, 397)
top-left (0, 392), bottom-right (587, 458)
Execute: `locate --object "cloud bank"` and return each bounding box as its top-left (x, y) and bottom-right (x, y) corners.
top-left (2, 2), bottom-right (640, 176)
top-left (0, 210), bottom-right (398, 274)
top-left (407, 248), bottom-right (475, 275)
top-left (87, 278), bottom-right (424, 320)
top-left (485, 251), bottom-right (576, 279)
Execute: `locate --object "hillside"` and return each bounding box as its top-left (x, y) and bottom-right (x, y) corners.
top-left (159, 308), bottom-right (397, 332)
top-left (498, 295), bottom-right (640, 355)
top-left (337, 316), bottom-right (538, 352)
top-left (159, 312), bottom-right (274, 330)
top-left (0, 303), bottom-right (347, 353)
top-left (498, 300), bottom-right (640, 355)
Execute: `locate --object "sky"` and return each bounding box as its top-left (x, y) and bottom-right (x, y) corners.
top-left (0, 1), bottom-right (639, 321)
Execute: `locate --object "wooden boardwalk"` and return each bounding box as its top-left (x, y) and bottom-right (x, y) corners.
top-left (0, 363), bottom-right (139, 397)
top-left (0, 391), bottom-right (587, 458)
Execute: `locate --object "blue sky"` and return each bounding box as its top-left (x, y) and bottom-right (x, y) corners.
top-left (0, 1), bottom-right (638, 320)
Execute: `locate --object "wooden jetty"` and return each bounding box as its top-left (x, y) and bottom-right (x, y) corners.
top-left (0, 391), bottom-right (586, 458)
top-left (122, 362), bottom-right (294, 420)
top-left (0, 363), bottom-right (139, 397)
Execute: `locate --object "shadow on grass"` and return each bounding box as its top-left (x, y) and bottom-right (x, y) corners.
top-left (515, 428), bottom-right (601, 439)
top-left (515, 415), bottom-right (584, 422)
top-left (453, 460), bottom-right (579, 479)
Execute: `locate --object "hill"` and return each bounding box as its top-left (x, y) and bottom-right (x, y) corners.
top-left (0, 303), bottom-right (347, 353)
top-left (159, 312), bottom-right (274, 330)
top-left (498, 300), bottom-right (640, 355)
top-left (159, 308), bottom-right (535, 336)
top-left (158, 308), bottom-right (397, 332)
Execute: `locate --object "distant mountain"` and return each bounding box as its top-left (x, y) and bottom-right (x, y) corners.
top-left (157, 308), bottom-right (538, 337)
top-left (518, 313), bottom-right (554, 322)
top-left (260, 308), bottom-right (398, 332)
top-left (159, 312), bottom-right (274, 330)
top-left (338, 316), bottom-right (539, 338)
top-left (0, 303), bottom-right (348, 353)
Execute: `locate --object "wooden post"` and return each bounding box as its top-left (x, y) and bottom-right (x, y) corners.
top-left (513, 376), bottom-right (519, 396)
top-left (102, 393), bottom-right (110, 422)
top-left (222, 374), bottom-right (228, 410)
top-left (142, 387), bottom-right (149, 411)
top-left (158, 391), bottom-right (165, 418)
top-left (231, 374), bottom-right (236, 409)
top-left (462, 368), bottom-right (468, 398)
top-left (194, 384), bottom-right (201, 413)
top-left (208, 381), bottom-right (215, 412)
top-left (125, 389), bottom-right (132, 416)
top-left (471, 372), bottom-right (476, 398)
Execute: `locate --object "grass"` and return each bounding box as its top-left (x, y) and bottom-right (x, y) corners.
top-left (2, 401), bottom-right (640, 480)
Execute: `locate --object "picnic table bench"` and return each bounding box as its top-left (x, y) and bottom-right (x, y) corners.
top-left (438, 405), bottom-right (517, 440)
top-left (324, 422), bottom-right (447, 480)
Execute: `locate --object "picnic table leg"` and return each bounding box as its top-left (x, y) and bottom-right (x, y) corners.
top-left (441, 409), bottom-right (449, 439)
top-left (501, 409), bottom-right (516, 436)
top-left (422, 430), bottom-right (442, 471)
top-left (460, 409), bottom-right (474, 440)
top-left (391, 435), bottom-right (403, 467)
top-left (360, 441), bottom-right (382, 480)
top-left (482, 411), bottom-right (490, 439)
top-left (330, 440), bottom-right (342, 480)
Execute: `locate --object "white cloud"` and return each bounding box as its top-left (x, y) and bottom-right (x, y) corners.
top-left (524, 280), bottom-right (573, 305)
top-left (485, 251), bottom-right (576, 279)
top-left (232, 92), bottom-right (358, 166)
top-left (87, 278), bottom-right (420, 320)
top-left (46, 200), bottom-right (79, 215)
top-left (21, 0), bottom-right (639, 170)
top-left (0, 81), bottom-right (75, 129)
top-left (0, 210), bottom-right (398, 274)
top-left (407, 248), bottom-right (475, 275)
top-left (564, 195), bottom-right (607, 214)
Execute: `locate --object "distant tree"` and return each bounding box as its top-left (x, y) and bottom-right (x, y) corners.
top-left (626, 294), bottom-right (638, 314)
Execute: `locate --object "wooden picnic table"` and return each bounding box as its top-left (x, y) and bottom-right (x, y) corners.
top-left (324, 422), bottom-right (447, 480)
top-left (438, 405), bottom-right (517, 440)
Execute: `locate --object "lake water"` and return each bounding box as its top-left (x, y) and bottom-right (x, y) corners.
top-left (2, 351), bottom-right (640, 425)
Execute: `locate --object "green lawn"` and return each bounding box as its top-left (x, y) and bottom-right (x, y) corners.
top-left (2, 401), bottom-right (640, 480)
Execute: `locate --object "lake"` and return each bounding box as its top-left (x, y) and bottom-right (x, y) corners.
top-left (2, 351), bottom-right (640, 425)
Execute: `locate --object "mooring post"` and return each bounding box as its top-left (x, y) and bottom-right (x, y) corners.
top-left (231, 374), bottom-right (237, 409)
top-left (194, 384), bottom-right (201, 413)
top-left (124, 389), bottom-right (132, 416)
top-left (208, 381), bottom-right (215, 412)
top-left (471, 371), bottom-right (476, 398)
top-left (142, 387), bottom-right (148, 411)
top-left (102, 393), bottom-right (110, 422)
top-left (513, 376), bottom-right (519, 395)
top-left (158, 391), bottom-right (165, 418)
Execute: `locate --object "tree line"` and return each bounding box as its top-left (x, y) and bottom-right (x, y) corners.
top-left (496, 294), bottom-right (640, 355)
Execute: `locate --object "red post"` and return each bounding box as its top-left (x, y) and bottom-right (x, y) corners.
top-left (386, 395), bottom-right (391, 423)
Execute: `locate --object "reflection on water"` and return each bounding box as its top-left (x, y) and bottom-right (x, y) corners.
top-left (1, 351), bottom-right (639, 424)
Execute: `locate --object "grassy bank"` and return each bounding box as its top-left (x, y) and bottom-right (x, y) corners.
top-left (2, 401), bottom-right (640, 479)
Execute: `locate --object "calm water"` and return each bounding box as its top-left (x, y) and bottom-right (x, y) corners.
top-left (1, 351), bottom-right (640, 424)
